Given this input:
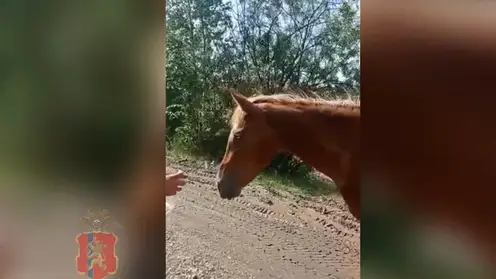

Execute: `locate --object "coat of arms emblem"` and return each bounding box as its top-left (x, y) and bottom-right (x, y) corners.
top-left (76, 208), bottom-right (121, 279)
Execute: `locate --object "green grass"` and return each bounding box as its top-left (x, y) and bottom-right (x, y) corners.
top-left (255, 172), bottom-right (337, 197)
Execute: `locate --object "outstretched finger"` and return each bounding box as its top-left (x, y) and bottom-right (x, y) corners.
top-left (169, 170), bottom-right (185, 179)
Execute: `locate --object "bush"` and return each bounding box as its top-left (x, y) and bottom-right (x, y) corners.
top-left (264, 153), bottom-right (313, 178)
top-left (167, 87), bottom-right (231, 159)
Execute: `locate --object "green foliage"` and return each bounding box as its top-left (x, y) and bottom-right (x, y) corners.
top-left (264, 153), bottom-right (313, 178)
top-left (166, 0), bottom-right (360, 176)
top-left (168, 88), bottom-right (231, 159)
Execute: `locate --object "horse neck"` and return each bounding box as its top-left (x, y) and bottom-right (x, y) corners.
top-left (263, 105), bottom-right (356, 184)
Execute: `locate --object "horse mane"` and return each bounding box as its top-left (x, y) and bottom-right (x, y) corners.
top-left (230, 93), bottom-right (360, 127)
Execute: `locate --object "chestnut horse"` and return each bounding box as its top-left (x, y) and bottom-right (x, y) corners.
top-left (215, 92), bottom-right (360, 219)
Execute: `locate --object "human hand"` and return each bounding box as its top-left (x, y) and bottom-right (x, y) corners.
top-left (165, 170), bottom-right (186, 196)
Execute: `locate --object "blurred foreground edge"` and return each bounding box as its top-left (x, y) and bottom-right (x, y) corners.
top-left (361, 0), bottom-right (496, 275)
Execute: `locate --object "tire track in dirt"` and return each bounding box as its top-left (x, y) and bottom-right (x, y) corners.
top-left (166, 156), bottom-right (360, 279)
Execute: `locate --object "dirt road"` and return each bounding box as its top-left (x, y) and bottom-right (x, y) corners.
top-left (166, 156), bottom-right (360, 279)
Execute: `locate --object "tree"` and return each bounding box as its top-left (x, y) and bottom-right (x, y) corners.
top-left (166, 0), bottom-right (360, 173)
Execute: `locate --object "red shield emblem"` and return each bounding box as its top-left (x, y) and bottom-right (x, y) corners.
top-left (76, 232), bottom-right (118, 279)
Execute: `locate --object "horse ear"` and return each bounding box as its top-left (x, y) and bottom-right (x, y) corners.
top-left (230, 91), bottom-right (262, 115)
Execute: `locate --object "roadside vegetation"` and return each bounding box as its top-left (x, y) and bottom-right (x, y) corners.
top-left (166, 0), bottom-right (360, 195)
